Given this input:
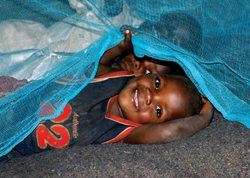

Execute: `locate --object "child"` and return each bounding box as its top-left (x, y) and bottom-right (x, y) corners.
top-left (100, 29), bottom-right (187, 77)
top-left (1, 73), bottom-right (213, 161)
top-left (101, 12), bottom-right (202, 77)
top-left (0, 31), bottom-right (213, 163)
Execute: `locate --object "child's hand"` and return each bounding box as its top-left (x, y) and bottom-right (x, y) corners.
top-left (98, 30), bottom-right (134, 76)
top-left (117, 30), bottom-right (133, 54)
top-left (123, 95), bottom-right (214, 145)
top-left (199, 95), bottom-right (214, 123)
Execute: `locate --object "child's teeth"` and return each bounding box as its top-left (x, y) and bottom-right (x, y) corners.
top-left (135, 89), bottom-right (138, 110)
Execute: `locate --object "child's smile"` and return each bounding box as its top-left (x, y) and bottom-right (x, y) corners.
top-left (132, 88), bottom-right (139, 110)
top-left (116, 74), bottom-right (191, 124)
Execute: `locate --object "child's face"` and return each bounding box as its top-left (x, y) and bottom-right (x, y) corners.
top-left (133, 59), bottom-right (171, 76)
top-left (117, 74), bottom-right (190, 124)
top-left (118, 53), bottom-right (171, 76)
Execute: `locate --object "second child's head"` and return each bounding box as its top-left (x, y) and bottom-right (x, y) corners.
top-left (117, 74), bottom-right (202, 124)
top-left (117, 54), bottom-right (186, 77)
top-left (117, 53), bottom-right (174, 76)
top-left (118, 12), bottom-right (202, 76)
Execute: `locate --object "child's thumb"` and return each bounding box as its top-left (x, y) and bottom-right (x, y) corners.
top-left (125, 30), bottom-right (132, 43)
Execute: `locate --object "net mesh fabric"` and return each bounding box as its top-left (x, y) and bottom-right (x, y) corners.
top-left (0, 0), bottom-right (249, 156)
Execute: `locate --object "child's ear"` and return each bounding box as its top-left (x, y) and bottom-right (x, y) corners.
top-left (201, 94), bottom-right (208, 104)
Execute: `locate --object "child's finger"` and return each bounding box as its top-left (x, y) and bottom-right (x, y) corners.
top-left (199, 100), bottom-right (214, 115)
top-left (201, 94), bottom-right (208, 104)
top-left (124, 29), bottom-right (132, 44)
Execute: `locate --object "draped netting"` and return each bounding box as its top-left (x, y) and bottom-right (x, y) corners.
top-left (0, 0), bottom-right (249, 156)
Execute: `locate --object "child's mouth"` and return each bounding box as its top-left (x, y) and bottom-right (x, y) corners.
top-left (134, 89), bottom-right (139, 110)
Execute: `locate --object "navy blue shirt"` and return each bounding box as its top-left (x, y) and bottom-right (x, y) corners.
top-left (7, 71), bottom-right (141, 158)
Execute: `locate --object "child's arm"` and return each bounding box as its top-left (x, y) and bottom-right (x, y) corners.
top-left (99, 30), bottom-right (133, 66)
top-left (122, 98), bottom-right (214, 144)
top-left (95, 30), bottom-right (133, 77)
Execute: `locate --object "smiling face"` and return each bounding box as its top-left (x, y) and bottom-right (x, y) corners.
top-left (117, 74), bottom-right (191, 124)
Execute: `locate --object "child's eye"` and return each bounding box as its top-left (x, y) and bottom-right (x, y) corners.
top-left (155, 77), bottom-right (160, 89)
top-left (146, 69), bottom-right (151, 75)
top-left (156, 105), bottom-right (162, 118)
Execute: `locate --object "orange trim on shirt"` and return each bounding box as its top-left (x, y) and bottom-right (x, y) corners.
top-left (94, 71), bottom-right (134, 79)
top-left (96, 71), bottom-right (139, 144)
top-left (105, 95), bottom-right (142, 127)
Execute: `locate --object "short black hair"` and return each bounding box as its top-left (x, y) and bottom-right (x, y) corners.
top-left (172, 75), bottom-right (203, 116)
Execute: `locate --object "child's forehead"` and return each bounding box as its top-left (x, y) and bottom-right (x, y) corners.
top-left (162, 75), bottom-right (188, 89)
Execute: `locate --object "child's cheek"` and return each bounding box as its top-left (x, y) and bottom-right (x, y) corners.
top-left (137, 110), bottom-right (155, 124)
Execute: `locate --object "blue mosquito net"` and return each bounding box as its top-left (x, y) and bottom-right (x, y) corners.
top-left (0, 0), bottom-right (249, 156)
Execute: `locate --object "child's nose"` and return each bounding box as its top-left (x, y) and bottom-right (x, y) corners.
top-left (145, 88), bottom-right (152, 105)
top-left (133, 59), bottom-right (141, 71)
